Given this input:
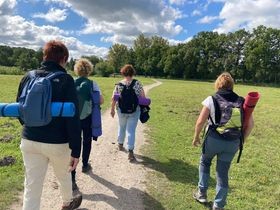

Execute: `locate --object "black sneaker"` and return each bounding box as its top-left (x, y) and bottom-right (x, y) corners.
top-left (193, 189), bottom-right (207, 203)
top-left (72, 181), bottom-right (79, 192)
top-left (61, 194), bottom-right (82, 210)
top-left (82, 163), bottom-right (92, 173)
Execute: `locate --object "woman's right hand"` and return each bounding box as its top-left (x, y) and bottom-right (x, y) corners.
top-left (68, 157), bottom-right (79, 172)
top-left (192, 136), bottom-right (201, 147)
top-left (110, 109), bottom-right (115, 118)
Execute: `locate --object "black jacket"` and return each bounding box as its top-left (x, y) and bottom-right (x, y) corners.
top-left (16, 61), bottom-right (81, 158)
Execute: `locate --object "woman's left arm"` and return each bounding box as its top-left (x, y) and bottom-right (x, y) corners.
top-left (192, 106), bottom-right (210, 147)
top-left (110, 86), bottom-right (117, 118)
top-left (140, 89), bottom-right (145, 97)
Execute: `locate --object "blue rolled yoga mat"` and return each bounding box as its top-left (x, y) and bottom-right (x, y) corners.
top-left (91, 91), bottom-right (102, 137)
top-left (0, 102), bottom-right (75, 117)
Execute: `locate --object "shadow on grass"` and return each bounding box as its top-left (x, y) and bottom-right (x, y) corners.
top-left (82, 171), bottom-right (165, 210)
top-left (136, 155), bottom-right (215, 187)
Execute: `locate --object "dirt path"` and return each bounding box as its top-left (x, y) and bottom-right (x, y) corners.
top-left (11, 80), bottom-right (162, 210)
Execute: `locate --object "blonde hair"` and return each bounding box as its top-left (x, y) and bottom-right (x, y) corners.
top-left (74, 58), bottom-right (93, 77)
top-left (215, 72), bottom-right (234, 91)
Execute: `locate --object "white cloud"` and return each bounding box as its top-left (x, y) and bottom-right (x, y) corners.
top-left (0, 0), bottom-right (108, 58)
top-left (0, 0), bottom-right (17, 15)
top-left (33, 8), bottom-right (68, 23)
top-left (210, 0), bottom-right (226, 2)
top-left (48, 0), bottom-right (184, 45)
top-left (182, 0), bottom-right (199, 4)
top-left (101, 35), bottom-right (136, 45)
top-left (197, 15), bottom-right (219, 24)
top-left (168, 36), bottom-right (192, 45)
top-left (45, 0), bottom-right (71, 7)
top-left (169, 0), bottom-right (186, 5)
top-left (215, 0), bottom-right (280, 33)
top-left (191, 9), bottom-right (202, 16)
top-left (185, 36), bottom-right (193, 42)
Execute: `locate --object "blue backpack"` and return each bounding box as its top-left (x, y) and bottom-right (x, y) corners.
top-left (18, 70), bottom-right (65, 127)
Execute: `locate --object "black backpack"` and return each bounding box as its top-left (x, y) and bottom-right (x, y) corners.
top-left (118, 79), bottom-right (139, 114)
top-left (209, 94), bottom-right (244, 140)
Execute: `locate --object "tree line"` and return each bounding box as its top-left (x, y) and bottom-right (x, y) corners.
top-left (0, 25), bottom-right (279, 83)
top-left (0, 46), bottom-right (43, 71)
top-left (106, 25), bottom-right (280, 83)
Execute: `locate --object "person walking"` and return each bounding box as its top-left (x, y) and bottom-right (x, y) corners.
top-left (71, 58), bottom-right (104, 191)
top-left (110, 64), bottom-right (145, 161)
top-left (16, 40), bottom-right (82, 210)
top-left (192, 72), bottom-right (254, 210)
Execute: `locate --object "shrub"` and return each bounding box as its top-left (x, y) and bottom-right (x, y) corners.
top-left (0, 66), bottom-right (23, 75)
top-left (95, 61), bottom-right (114, 77)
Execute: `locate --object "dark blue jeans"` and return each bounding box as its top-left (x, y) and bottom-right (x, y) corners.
top-left (199, 132), bottom-right (239, 208)
top-left (72, 115), bottom-right (92, 181)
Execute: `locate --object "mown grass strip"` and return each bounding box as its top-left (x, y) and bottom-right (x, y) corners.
top-left (144, 79), bottom-right (280, 210)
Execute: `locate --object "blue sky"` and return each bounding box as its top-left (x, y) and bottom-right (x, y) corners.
top-left (0, 0), bottom-right (279, 58)
top-left (16, 0), bottom-right (223, 47)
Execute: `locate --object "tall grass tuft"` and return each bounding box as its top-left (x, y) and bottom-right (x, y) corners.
top-left (0, 66), bottom-right (24, 75)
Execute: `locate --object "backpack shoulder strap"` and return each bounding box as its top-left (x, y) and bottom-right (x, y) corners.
top-left (129, 79), bottom-right (137, 88)
top-left (237, 96), bottom-right (245, 106)
top-left (46, 71), bottom-right (66, 80)
top-left (117, 81), bottom-right (125, 87)
top-left (118, 80), bottom-right (137, 90)
top-left (233, 96), bottom-right (245, 125)
top-left (237, 96), bottom-right (245, 163)
top-left (28, 70), bottom-right (37, 79)
top-left (211, 95), bottom-right (221, 125)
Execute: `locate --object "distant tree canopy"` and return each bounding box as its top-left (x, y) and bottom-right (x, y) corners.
top-left (0, 46), bottom-right (42, 71)
top-left (0, 25), bottom-right (279, 83)
top-left (107, 25), bottom-right (280, 83)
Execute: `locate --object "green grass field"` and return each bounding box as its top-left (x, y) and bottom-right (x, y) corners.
top-left (144, 79), bottom-right (280, 209)
top-left (0, 74), bottom-right (153, 209)
top-left (1, 75), bottom-right (279, 209)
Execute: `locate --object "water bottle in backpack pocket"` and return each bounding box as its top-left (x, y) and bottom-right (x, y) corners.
top-left (18, 70), bottom-right (65, 127)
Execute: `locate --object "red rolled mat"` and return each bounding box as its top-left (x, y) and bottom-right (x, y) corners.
top-left (243, 92), bottom-right (260, 127)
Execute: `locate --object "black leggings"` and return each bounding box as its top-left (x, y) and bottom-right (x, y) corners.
top-left (71, 115), bottom-right (92, 181)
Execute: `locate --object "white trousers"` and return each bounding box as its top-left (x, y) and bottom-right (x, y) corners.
top-left (20, 139), bottom-right (72, 210)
